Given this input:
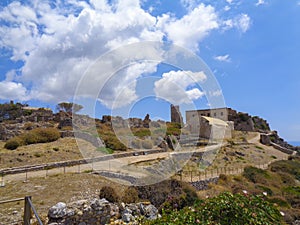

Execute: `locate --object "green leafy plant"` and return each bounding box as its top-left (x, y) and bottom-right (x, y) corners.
top-left (144, 192), bottom-right (283, 225)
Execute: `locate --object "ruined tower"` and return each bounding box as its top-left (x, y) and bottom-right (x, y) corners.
top-left (170, 104), bottom-right (183, 124)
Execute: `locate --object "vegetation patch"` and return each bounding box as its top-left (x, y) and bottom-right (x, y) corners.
top-left (4, 128), bottom-right (60, 150)
top-left (96, 147), bottom-right (114, 154)
top-left (144, 192), bottom-right (283, 225)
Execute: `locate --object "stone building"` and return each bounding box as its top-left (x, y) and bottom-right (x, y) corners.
top-left (186, 107), bottom-right (229, 122)
top-left (170, 104), bottom-right (183, 124)
top-left (185, 107), bottom-right (233, 140)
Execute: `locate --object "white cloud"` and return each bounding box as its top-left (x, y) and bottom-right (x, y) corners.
top-left (223, 14), bottom-right (251, 33)
top-left (226, 0), bottom-right (233, 4)
top-left (154, 70), bottom-right (206, 104)
top-left (0, 1), bottom-right (250, 107)
top-left (297, 1), bottom-right (300, 6)
top-left (214, 54), bottom-right (231, 62)
top-left (237, 14), bottom-right (251, 32)
top-left (0, 81), bottom-right (28, 101)
top-left (224, 6), bottom-right (231, 11)
top-left (255, 0), bottom-right (265, 6)
top-left (158, 4), bottom-right (219, 51)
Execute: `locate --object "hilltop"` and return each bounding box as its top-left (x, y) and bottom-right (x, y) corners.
top-left (0, 101), bottom-right (299, 224)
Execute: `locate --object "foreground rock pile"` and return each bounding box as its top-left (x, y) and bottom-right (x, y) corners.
top-left (48, 198), bottom-right (160, 225)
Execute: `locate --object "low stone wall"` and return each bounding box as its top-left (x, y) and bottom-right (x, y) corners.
top-left (260, 133), bottom-right (295, 155)
top-left (47, 198), bottom-right (159, 225)
top-left (270, 142), bottom-right (295, 155)
top-left (190, 177), bottom-right (219, 190)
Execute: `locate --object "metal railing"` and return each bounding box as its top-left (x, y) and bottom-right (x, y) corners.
top-left (0, 196), bottom-right (43, 225)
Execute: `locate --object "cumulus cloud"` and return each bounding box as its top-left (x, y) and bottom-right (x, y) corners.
top-left (0, 81), bottom-right (28, 100)
top-left (0, 0), bottom-right (250, 107)
top-left (154, 70), bottom-right (206, 104)
top-left (223, 14), bottom-right (251, 33)
top-left (214, 54), bottom-right (231, 62)
top-left (159, 4), bottom-right (218, 51)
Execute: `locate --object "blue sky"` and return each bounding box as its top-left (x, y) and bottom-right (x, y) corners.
top-left (0, 0), bottom-right (299, 142)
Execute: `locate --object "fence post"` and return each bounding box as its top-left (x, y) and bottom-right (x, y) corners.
top-left (0, 173), bottom-right (4, 187)
top-left (24, 196), bottom-right (32, 225)
top-left (190, 171), bottom-right (193, 182)
top-left (24, 171), bottom-right (28, 182)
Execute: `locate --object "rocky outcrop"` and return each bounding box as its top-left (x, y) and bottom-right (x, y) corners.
top-left (47, 198), bottom-right (160, 225)
top-left (260, 132), bottom-right (298, 154)
top-left (228, 109), bottom-right (270, 132)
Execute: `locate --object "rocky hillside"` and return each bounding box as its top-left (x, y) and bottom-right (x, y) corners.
top-left (228, 108), bottom-right (270, 132)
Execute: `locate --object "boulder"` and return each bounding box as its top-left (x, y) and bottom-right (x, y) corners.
top-left (48, 202), bottom-right (67, 219)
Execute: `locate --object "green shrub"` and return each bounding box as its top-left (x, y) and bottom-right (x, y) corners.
top-left (4, 137), bottom-right (23, 150)
top-left (31, 128), bottom-right (60, 143)
top-left (99, 186), bottom-right (119, 203)
top-left (96, 147), bottom-right (113, 154)
top-left (121, 186), bottom-right (139, 203)
top-left (133, 128), bottom-right (151, 138)
top-left (4, 128), bottom-right (60, 150)
top-left (270, 160), bottom-right (300, 181)
top-left (255, 185), bottom-right (273, 196)
top-left (166, 122), bottom-right (181, 136)
top-left (23, 132), bottom-right (39, 145)
top-left (283, 186), bottom-right (300, 208)
top-left (243, 166), bottom-right (270, 184)
top-left (102, 135), bottom-right (127, 151)
top-left (267, 196), bottom-right (290, 208)
top-left (145, 192), bottom-right (283, 225)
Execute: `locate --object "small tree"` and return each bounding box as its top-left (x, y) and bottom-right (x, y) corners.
top-left (56, 102), bottom-right (83, 114)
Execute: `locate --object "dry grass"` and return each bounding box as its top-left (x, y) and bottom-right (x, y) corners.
top-left (0, 172), bottom-right (125, 224)
top-left (0, 138), bottom-right (85, 169)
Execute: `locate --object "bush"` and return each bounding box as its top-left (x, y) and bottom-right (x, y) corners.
top-left (145, 192), bottom-right (283, 225)
top-left (32, 128), bottom-right (60, 143)
top-left (99, 186), bottom-right (119, 203)
top-left (4, 137), bottom-right (23, 150)
top-left (243, 166), bottom-right (270, 184)
top-left (270, 160), bottom-right (300, 181)
top-left (137, 179), bottom-right (198, 210)
top-left (4, 128), bottom-right (60, 150)
top-left (102, 135), bottom-right (127, 151)
top-left (121, 186), bottom-right (139, 203)
top-left (133, 128), bottom-right (151, 138)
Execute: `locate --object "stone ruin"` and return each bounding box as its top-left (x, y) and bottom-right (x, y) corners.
top-left (47, 198), bottom-right (160, 225)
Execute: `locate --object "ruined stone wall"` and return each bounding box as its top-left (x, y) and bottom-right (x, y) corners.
top-left (47, 198), bottom-right (159, 225)
top-left (171, 105), bottom-right (183, 124)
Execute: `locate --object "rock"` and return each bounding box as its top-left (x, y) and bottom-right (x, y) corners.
top-left (138, 203), bottom-right (146, 215)
top-left (122, 213), bottom-right (133, 223)
top-left (48, 202), bottom-right (67, 219)
top-left (235, 151), bottom-right (245, 157)
top-left (48, 200), bottom-right (159, 224)
top-left (145, 204), bottom-right (158, 220)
